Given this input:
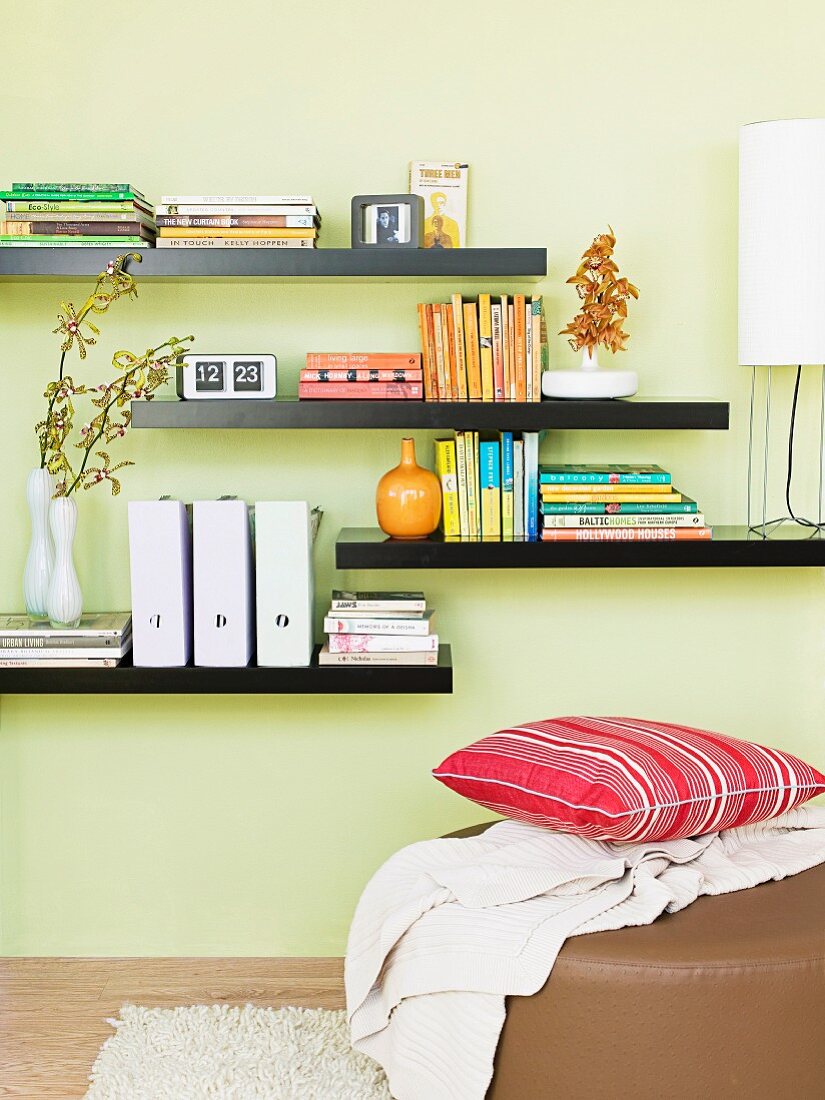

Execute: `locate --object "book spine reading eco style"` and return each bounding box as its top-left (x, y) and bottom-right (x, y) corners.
top-left (541, 527), bottom-right (712, 542)
top-left (540, 498), bottom-right (698, 514)
top-left (300, 369), bottom-right (422, 383)
top-left (327, 633), bottom-right (439, 653)
top-left (479, 440), bottom-right (501, 538)
top-left (1, 222), bottom-right (152, 237)
top-left (297, 382), bottom-right (423, 399)
top-left (542, 513), bottom-right (707, 528)
top-left (159, 195), bottom-right (313, 205)
top-left (4, 200), bottom-right (148, 214)
top-left (156, 215), bottom-right (315, 228)
top-left (500, 431), bottom-right (514, 540)
top-left (323, 614), bottom-right (434, 636)
top-left (156, 204), bottom-right (317, 217)
top-left (156, 238), bottom-right (315, 248)
top-left (478, 294), bottom-right (494, 402)
top-left (306, 353), bottom-right (421, 369)
top-left (318, 647), bottom-right (438, 667)
top-left (435, 439), bottom-right (461, 537)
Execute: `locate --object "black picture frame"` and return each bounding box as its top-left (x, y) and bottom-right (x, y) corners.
top-left (351, 194), bottom-right (424, 248)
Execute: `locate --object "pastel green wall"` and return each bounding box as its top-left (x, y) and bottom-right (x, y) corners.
top-left (1, 0), bottom-right (823, 955)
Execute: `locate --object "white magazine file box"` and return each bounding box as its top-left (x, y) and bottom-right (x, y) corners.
top-left (193, 499), bottom-right (254, 667)
top-left (128, 499), bottom-right (193, 667)
top-left (254, 501), bottom-right (315, 667)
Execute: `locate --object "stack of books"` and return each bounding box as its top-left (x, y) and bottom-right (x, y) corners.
top-left (318, 591), bottom-right (439, 666)
top-left (539, 465), bottom-right (712, 541)
top-left (417, 293), bottom-right (548, 402)
top-left (0, 183), bottom-right (155, 248)
top-left (299, 353), bottom-right (423, 400)
top-left (0, 613), bottom-right (133, 667)
top-left (434, 432), bottom-right (541, 541)
top-left (155, 194), bottom-right (320, 249)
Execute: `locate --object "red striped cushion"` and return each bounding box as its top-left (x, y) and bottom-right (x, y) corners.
top-left (433, 716), bottom-right (825, 841)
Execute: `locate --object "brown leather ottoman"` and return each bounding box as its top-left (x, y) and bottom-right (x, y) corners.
top-left (446, 823), bottom-right (825, 1100)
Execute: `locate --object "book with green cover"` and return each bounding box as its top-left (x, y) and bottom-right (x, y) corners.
top-left (0, 239), bottom-right (152, 248)
top-left (0, 190), bottom-right (142, 203)
top-left (0, 234), bottom-right (146, 243)
top-left (13, 183), bottom-right (145, 196)
top-left (539, 464), bottom-right (671, 485)
top-left (540, 497), bottom-right (699, 515)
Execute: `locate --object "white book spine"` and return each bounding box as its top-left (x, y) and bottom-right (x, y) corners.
top-left (525, 302), bottom-right (533, 401)
top-left (318, 647), bottom-right (438, 666)
top-left (513, 439), bottom-right (525, 539)
top-left (254, 501), bottom-right (315, 668)
top-left (159, 195), bottom-right (314, 205)
top-left (323, 615), bottom-right (433, 636)
top-left (156, 237), bottom-right (315, 248)
top-left (0, 646), bottom-right (131, 660)
top-left (328, 633), bottom-right (439, 653)
top-left (128, 500), bottom-right (192, 667)
top-left (193, 500), bottom-right (254, 667)
top-left (0, 657), bottom-right (119, 668)
top-left (156, 205), bottom-right (318, 216)
top-left (542, 513), bottom-right (707, 529)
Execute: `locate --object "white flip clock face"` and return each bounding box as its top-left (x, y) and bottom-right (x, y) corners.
top-left (177, 354), bottom-right (277, 399)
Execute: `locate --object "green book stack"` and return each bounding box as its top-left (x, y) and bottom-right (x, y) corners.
top-left (1, 182), bottom-right (156, 247)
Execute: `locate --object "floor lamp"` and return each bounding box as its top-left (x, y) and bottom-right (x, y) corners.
top-left (739, 118), bottom-right (825, 537)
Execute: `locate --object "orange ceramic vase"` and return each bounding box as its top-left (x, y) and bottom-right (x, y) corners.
top-left (376, 437), bottom-right (442, 539)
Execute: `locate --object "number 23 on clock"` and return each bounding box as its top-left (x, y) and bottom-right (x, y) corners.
top-left (177, 353), bottom-right (277, 400)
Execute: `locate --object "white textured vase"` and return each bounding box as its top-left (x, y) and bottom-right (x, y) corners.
top-left (46, 496), bottom-right (82, 629)
top-left (23, 467), bottom-right (55, 620)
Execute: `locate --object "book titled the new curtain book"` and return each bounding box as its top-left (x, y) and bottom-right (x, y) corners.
top-left (540, 464), bottom-right (672, 485)
top-left (156, 215), bottom-right (316, 229)
top-left (479, 440), bottom-right (501, 539)
top-left (435, 439), bottom-right (461, 537)
top-left (541, 527), bottom-right (712, 542)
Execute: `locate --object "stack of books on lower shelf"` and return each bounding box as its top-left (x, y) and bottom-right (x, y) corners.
top-left (0, 613), bottom-right (132, 668)
top-left (0, 183), bottom-right (155, 247)
top-left (318, 591), bottom-right (439, 665)
top-left (299, 354), bottom-right (424, 400)
top-left (417, 293), bottom-right (548, 401)
top-left (539, 465), bottom-right (712, 541)
top-left (435, 432), bottom-right (542, 541)
top-left (155, 194), bottom-right (320, 248)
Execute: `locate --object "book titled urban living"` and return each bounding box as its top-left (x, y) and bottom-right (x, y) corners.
top-left (0, 613), bottom-right (132, 662)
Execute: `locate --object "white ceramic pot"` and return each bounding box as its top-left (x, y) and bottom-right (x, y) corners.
top-left (23, 467), bottom-right (55, 620)
top-left (46, 496), bottom-right (82, 629)
top-left (542, 346), bottom-right (638, 399)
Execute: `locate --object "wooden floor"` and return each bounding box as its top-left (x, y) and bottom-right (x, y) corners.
top-left (0, 957), bottom-right (344, 1099)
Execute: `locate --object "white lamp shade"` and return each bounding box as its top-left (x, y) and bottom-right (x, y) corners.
top-left (739, 119), bottom-right (825, 366)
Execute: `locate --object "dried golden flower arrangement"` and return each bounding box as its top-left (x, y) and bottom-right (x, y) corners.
top-left (37, 253), bottom-right (193, 497)
top-left (559, 228), bottom-right (639, 355)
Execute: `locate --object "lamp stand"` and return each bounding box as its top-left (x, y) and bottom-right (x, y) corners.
top-left (746, 364), bottom-right (825, 538)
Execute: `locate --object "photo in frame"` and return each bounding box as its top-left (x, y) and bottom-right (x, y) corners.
top-left (351, 194), bottom-right (424, 248)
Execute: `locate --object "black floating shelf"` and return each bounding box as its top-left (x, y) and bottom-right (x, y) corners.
top-left (336, 527), bottom-right (825, 569)
top-left (132, 396), bottom-right (730, 431)
top-left (0, 247), bottom-right (546, 281)
top-left (0, 645), bottom-right (453, 695)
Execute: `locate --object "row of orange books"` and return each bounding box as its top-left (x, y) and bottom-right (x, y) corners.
top-left (417, 294), bottom-right (548, 402)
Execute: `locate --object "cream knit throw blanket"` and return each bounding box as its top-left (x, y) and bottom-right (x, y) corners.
top-left (346, 807), bottom-right (825, 1100)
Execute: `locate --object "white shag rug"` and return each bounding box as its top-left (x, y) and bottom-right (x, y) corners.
top-left (85, 1004), bottom-right (391, 1099)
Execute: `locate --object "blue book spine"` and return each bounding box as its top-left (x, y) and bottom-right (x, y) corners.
top-left (524, 432), bottom-right (539, 541)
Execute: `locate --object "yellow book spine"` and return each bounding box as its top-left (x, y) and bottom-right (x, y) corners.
top-left (540, 491), bottom-right (685, 503)
top-left (455, 431), bottom-right (469, 536)
top-left (435, 439), bottom-right (461, 537)
top-left (465, 431), bottom-right (478, 536)
top-left (500, 295), bottom-right (511, 402)
top-left (478, 293), bottom-right (494, 402)
top-left (451, 294), bottom-right (469, 401)
top-left (541, 482), bottom-right (675, 495)
top-left (159, 227), bottom-right (316, 238)
top-left (464, 303), bottom-right (483, 400)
